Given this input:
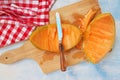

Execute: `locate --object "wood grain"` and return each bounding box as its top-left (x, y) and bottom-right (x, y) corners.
top-left (0, 41), bottom-right (84, 73)
top-left (0, 0), bottom-right (100, 74)
top-left (50, 0), bottom-right (100, 24)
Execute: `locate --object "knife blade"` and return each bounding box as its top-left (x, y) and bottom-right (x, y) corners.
top-left (56, 12), bottom-right (66, 71)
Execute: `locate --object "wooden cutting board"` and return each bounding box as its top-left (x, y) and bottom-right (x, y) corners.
top-left (0, 0), bottom-right (100, 74)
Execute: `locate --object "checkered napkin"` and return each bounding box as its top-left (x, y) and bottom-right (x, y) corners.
top-left (0, 0), bottom-right (54, 48)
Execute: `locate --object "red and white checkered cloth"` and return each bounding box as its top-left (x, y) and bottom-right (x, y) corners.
top-left (0, 0), bottom-right (55, 48)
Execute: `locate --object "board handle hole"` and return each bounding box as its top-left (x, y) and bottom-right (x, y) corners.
top-left (5, 57), bottom-right (8, 60)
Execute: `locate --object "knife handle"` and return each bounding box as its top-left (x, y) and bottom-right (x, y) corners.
top-left (59, 43), bottom-right (66, 71)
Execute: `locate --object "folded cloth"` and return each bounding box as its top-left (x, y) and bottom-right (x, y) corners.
top-left (0, 0), bottom-right (55, 48)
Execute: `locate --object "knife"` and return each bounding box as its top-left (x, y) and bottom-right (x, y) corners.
top-left (56, 12), bottom-right (66, 71)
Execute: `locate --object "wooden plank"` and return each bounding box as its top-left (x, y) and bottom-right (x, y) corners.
top-left (0, 0), bottom-right (101, 74)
